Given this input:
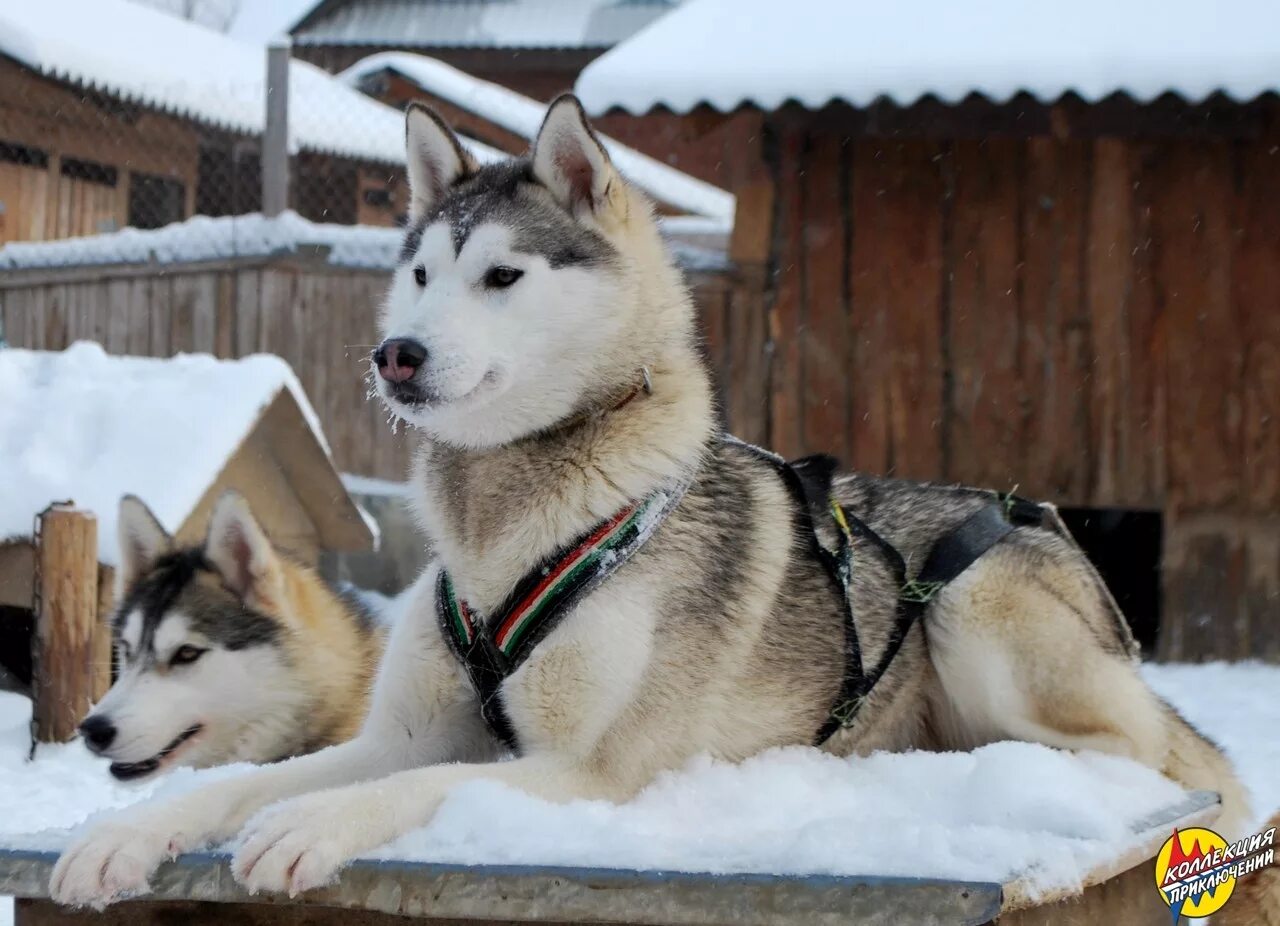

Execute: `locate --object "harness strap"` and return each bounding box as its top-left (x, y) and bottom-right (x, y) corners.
top-left (435, 476), bottom-right (692, 752)
top-left (815, 492), bottom-right (1046, 745)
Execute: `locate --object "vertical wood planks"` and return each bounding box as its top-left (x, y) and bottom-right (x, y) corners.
top-left (1022, 138), bottom-right (1091, 503)
top-left (849, 140), bottom-right (947, 480)
top-left (799, 134), bottom-right (850, 459)
top-left (946, 139), bottom-right (1025, 491)
top-left (1152, 142), bottom-right (1241, 515)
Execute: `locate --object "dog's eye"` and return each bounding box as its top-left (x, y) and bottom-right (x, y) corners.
top-left (170, 645), bottom-right (206, 667)
top-left (413, 265), bottom-right (427, 287)
top-left (484, 266), bottom-right (523, 289)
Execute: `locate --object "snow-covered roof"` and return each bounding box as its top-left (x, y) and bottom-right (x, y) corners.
top-left (292, 0), bottom-right (678, 50)
top-left (341, 53), bottom-right (734, 220)
top-left (0, 0), bottom-right (502, 167)
top-left (0, 211), bottom-right (730, 274)
top-left (576, 0), bottom-right (1280, 115)
top-left (0, 343), bottom-right (330, 566)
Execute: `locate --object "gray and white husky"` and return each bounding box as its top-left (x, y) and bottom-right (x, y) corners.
top-left (77, 493), bottom-right (383, 781)
top-left (52, 96), bottom-right (1250, 907)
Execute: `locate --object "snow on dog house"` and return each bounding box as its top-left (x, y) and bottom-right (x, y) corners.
top-left (0, 341), bottom-right (375, 617)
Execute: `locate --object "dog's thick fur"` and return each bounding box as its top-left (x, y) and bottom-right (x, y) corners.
top-left (78, 494), bottom-right (383, 780)
top-left (51, 97), bottom-right (1252, 908)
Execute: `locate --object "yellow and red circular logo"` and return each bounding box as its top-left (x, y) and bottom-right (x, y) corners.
top-left (1154, 827), bottom-right (1235, 921)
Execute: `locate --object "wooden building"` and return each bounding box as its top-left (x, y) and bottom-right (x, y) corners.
top-left (339, 52), bottom-right (737, 220)
top-left (288, 0), bottom-right (677, 99)
top-left (577, 0), bottom-right (1280, 661)
top-left (0, 0), bottom-right (419, 246)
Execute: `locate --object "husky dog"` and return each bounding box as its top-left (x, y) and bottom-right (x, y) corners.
top-left (76, 493), bottom-right (384, 781)
top-left (51, 96), bottom-right (1250, 908)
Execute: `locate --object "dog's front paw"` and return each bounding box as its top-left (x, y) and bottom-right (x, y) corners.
top-left (233, 789), bottom-right (393, 897)
top-left (49, 817), bottom-right (186, 909)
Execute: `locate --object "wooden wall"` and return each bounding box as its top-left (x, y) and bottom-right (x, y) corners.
top-left (0, 60), bottom-right (200, 245)
top-left (724, 104), bottom-right (1280, 661)
top-left (0, 257), bottom-right (734, 484)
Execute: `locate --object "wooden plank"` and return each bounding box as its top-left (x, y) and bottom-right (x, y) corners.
top-left (799, 133), bottom-right (850, 460)
top-left (1161, 517), bottom-right (1246, 660)
top-left (31, 506), bottom-right (100, 744)
top-left (1022, 138), bottom-right (1091, 503)
top-left (26, 287), bottom-right (47, 350)
top-left (1, 288), bottom-right (28, 348)
top-left (1121, 142), bottom-right (1166, 508)
top-left (126, 277), bottom-right (152, 356)
top-left (945, 139), bottom-right (1024, 490)
top-left (214, 274), bottom-right (235, 358)
top-left (1235, 136), bottom-right (1280, 513)
top-left (168, 274), bottom-right (198, 354)
top-left (726, 271), bottom-right (771, 447)
top-left (768, 128), bottom-right (807, 459)
top-left (1151, 141), bottom-right (1241, 514)
top-left (104, 278), bottom-right (130, 353)
top-left (44, 284), bottom-right (68, 350)
top-left (148, 277), bottom-right (171, 357)
top-left (234, 268), bottom-right (263, 357)
top-left (1246, 524), bottom-right (1280, 660)
top-left (849, 140), bottom-right (947, 480)
top-left (189, 273), bottom-right (219, 354)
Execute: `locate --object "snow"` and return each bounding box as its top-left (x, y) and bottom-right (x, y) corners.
top-left (0, 342), bottom-right (330, 566)
top-left (227, 0), bottom-right (318, 43)
top-left (0, 212), bottom-right (728, 273)
top-left (0, 212), bottom-right (402, 272)
top-left (340, 53), bottom-right (734, 221)
top-left (0, 661), bottom-right (1275, 921)
top-left (0, 0), bottom-right (502, 167)
top-left (341, 473), bottom-right (411, 497)
top-left (575, 0), bottom-right (1280, 115)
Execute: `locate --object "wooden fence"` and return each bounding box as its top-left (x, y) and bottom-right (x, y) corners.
top-left (0, 253), bottom-right (736, 482)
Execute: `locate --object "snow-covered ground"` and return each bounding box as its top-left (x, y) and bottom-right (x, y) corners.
top-left (0, 661), bottom-right (1275, 925)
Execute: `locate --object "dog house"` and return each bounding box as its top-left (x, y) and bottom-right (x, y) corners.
top-left (0, 342), bottom-right (375, 733)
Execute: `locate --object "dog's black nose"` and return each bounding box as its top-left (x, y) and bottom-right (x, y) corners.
top-left (79, 715), bottom-right (117, 753)
top-left (373, 338), bottom-right (428, 384)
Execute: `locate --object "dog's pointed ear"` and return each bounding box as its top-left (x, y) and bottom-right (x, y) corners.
top-left (532, 94), bottom-right (622, 218)
top-left (405, 102), bottom-right (477, 221)
top-left (117, 495), bottom-right (172, 591)
top-left (205, 491), bottom-right (281, 601)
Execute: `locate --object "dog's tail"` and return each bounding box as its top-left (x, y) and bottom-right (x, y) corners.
top-left (1214, 810), bottom-right (1280, 926)
top-left (1157, 699), bottom-right (1251, 839)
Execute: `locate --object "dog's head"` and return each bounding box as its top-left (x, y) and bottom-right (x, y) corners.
top-left (80, 493), bottom-right (300, 781)
top-left (374, 94), bottom-right (686, 447)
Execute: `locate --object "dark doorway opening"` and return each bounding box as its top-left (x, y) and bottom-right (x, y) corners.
top-left (1056, 507), bottom-right (1163, 654)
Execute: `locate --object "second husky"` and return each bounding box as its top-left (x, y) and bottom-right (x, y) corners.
top-left (78, 493), bottom-right (384, 779)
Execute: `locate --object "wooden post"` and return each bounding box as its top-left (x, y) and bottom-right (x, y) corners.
top-left (262, 40), bottom-right (291, 218)
top-left (31, 505), bottom-right (102, 745)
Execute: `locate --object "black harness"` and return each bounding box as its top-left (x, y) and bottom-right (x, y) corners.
top-left (436, 438), bottom-right (1047, 752)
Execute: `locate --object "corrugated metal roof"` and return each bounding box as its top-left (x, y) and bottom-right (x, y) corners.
top-left (294, 0), bottom-right (677, 50)
top-left (577, 0), bottom-right (1280, 116)
top-left (0, 0), bottom-right (506, 167)
top-left (340, 52), bottom-right (734, 218)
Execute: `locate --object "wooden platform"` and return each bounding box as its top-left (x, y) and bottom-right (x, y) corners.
top-left (0, 790), bottom-right (1219, 926)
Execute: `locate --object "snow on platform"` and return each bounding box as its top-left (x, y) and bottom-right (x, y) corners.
top-left (576, 0), bottom-right (1280, 115)
top-left (0, 343), bottom-right (326, 566)
top-left (0, 0), bottom-right (502, 167)
top-left (340, 53), bottom-right (735, 221)
top-left (0, 662), bottom-right (1275, 909)
top-left (0, 212), bottom-right (730, 274)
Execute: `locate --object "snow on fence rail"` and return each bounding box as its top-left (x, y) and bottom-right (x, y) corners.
top-left (0, 214), bottom-right (734, 482)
